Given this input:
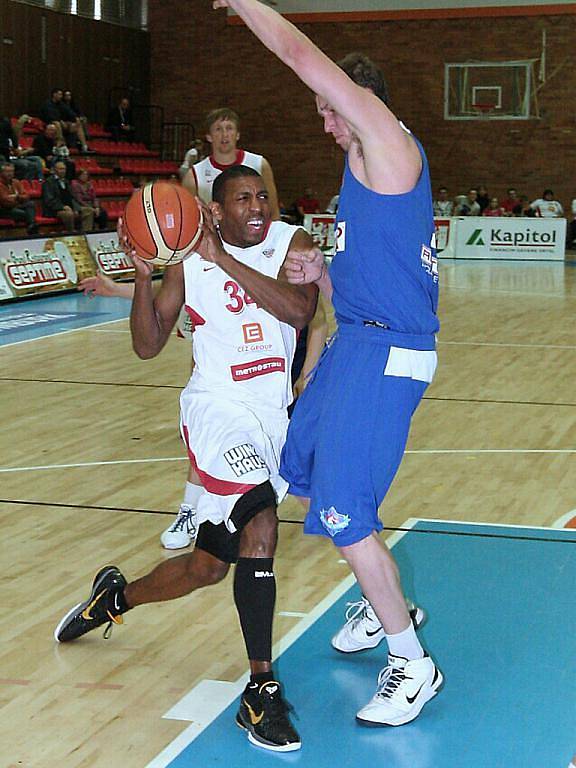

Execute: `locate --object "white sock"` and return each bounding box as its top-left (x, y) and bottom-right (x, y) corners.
top-left (386, 623), bottom-right (424, 660)
top-left (183, 481), bottom-right (204, 508)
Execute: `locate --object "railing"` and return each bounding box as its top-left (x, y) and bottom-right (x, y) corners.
top-left (161, 122), bottom-right (196, 163)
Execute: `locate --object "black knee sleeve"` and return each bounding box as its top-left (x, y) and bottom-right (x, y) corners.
top-left (229, 481), bottom-right (276, 533)
top-left (233, 557), bottom-right (276, 662)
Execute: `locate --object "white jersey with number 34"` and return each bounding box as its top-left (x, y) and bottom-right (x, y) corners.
top-left (182, 221), bottom-right (302, 413)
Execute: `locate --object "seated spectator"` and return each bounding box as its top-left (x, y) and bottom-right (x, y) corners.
top-left (530, 189), bottom-right (563, 218)
top-left (464, 188), bottom-right (481, 216)
top-left (40, 87), bottom-right (89, 153)
top-left (106, 97), bottom-right (136, 142)
top-left (33, 123), bottom-right (75, 179)
top-left (42, 161), bottom-right (93, 232)
top-left (501, 187), bottom-right (522, 216)
top-left (71, 169), bottom-right (109, 230)
top-left (0, 115), bottom-right (43, 181)
top-left (178, 139), bottom-right (205, 180)
top-left (0, 161), bottom-right (38, 234)
top-left (63, 89), bottom-right (90, 140)
top-left (433, 186), bottom-right (453, 217)
top-left (476, 185), bottom-right (490, 213)
top-left (325, 194), bottom-right (339, 214)
top-left (296, 188), bottom-right (320, 221)
top-left (483, 197), bottom-right (505, 217)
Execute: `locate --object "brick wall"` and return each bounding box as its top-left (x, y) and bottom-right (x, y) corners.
top-left (149, 2), bottom-right (575, 210)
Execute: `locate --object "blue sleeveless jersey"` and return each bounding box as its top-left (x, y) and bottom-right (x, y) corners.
top-left (330, 135), bottom-right (439, 348)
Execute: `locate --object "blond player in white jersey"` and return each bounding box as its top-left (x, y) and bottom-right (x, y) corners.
top-left (55, 165), bottom-right (318, 752)
top-left (183, 107), bottom-right (280, 219)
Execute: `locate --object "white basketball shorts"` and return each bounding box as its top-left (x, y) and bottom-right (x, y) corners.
top-left (179, 390), bottom-right (289, 533)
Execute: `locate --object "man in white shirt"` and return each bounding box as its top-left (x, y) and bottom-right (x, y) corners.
top-left (531, 189), bottom-right (564, 218)
top-left (433, 186), bottom-right (453, 217)
top-left (183, 107), bottom-right (280, 219)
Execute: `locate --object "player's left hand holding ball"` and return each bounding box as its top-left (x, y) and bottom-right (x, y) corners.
top-left (117, 216), bottom-right (154, 277)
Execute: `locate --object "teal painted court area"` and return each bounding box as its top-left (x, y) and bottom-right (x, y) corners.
top-left (0, 292), bottom-right (131, 346)
top-left (163, 520), bottom-right (576, 768)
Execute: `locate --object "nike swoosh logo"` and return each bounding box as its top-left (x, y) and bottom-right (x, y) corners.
top-left (406, 683), bottom-right (425, 704)
top-left (245, 701), bottom-right (264, 725)
top-left (81, 590), bottom-right (105, 621)
top-left (203, 266), bottom-right (216, 272)
top-left (365, 627), bottom-right (383, 637)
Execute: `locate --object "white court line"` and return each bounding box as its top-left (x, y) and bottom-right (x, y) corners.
top-left (439, 340), bottom-right (576, 350)
top-left (278, 611), bottom-right (308, 618)
top-left (416, 516), bottom-right (576, 534)
top-left (551, 510), bottom-right (576, 529)
top-left (144, 522), bottom-right (416, 768)
top-left (0, 457), bottom-right (188, 473)
top-left (4, 448), bottom-right (576, 475)
top-left (0, 316), bottom-right (128, 349)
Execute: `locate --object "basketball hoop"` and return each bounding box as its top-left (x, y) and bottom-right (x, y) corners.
top-left (471, 103), bottom-right (496, 118)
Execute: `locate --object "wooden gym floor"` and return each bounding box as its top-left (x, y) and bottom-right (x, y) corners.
top-left (1, 257), bottom-right (575, 766)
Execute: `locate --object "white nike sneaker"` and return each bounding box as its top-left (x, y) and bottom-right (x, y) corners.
top-left (356, 654), bottom-right (443, 727)
top-left (331, 596), bottom-right (426, 653)
top-left (160, 505), bottom-right (198, 550)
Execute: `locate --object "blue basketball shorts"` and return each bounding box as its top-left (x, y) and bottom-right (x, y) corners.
top-left (279, 324), bottom-right (436, 548)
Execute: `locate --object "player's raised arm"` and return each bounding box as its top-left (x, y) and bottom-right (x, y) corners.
top-left (213, 0), bottom-right (420, 192)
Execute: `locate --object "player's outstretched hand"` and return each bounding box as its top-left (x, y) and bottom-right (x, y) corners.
top-left (78, 272), bottom-right (120, 298)
top-left (285, 245), bottom-right (325, 284)
top-left (212, 0), bottom-right (230, 8)
top-left (117, 216), bottom-right (153, 278)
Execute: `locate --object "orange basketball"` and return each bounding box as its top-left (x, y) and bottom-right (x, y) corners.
top-left (122, 181), bottom-right (203, 266)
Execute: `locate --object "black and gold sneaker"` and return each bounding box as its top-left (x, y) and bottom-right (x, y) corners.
top-left (54, 566), bottom-right (126, 642)
top-left (236, 680), bottom-right (301, 752)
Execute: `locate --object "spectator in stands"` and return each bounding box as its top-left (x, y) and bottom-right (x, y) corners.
top-left (63, 89), bottom-right (89, 137)
top-left (106, 97), bottom-right (136, 142)
top-left (42, 160), bottom-right (93, 232)
top-left (464, 188), bottom-right (481, 216)
top-left (454, 189), bottom-right (481, 216)
top-left (0, 161), bottom-right (38, 235)
top-left (433, 186), bottom-right (453, 217)
top-left (179, 139), bottom-right (205, 180)
top-left (530, 189), bottom-right (564, 218)
top-left (483, 197), bottom-right (505, 217)
top-left (33, 123), bottom-right (75, 179)
top-left (71, 169), bottom-right (108, 230)
top-left (0, 115), bottom-right (43, 181)
top-left (501, 187), bottom-right (522, 217)
top-left (476, 185), bottom-right (490, 213)
top-left (40, 87), bottom-right (90, 153)
top-left (296, 187), bottom-right (320, 221)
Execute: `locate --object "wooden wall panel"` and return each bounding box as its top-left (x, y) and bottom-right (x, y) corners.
top-left (0, 0), bottom-right (150, 124)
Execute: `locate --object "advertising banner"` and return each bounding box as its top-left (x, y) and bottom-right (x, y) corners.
top-left (0, 234), bottom-right (98, 301)
top-left (451, 216), bottom-right (566, 260)
top-left (303, 213), bottom-right (336, 256)
top-left (85, 233), bottom-right (135, 277)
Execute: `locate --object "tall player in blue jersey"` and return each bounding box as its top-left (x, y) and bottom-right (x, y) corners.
top-left (212, 0), bottom-right (442, 727)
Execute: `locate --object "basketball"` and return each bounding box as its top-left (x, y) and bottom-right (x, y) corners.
top-left (122, 181), bottom-right (203, 266)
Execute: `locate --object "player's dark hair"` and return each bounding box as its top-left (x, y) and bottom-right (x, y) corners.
top-left (212, 165), bottom-right (261, 205)
top-left (337, 53), bottom-right (389, 105)
top-left (206, 107), bottom-right (240, 132)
